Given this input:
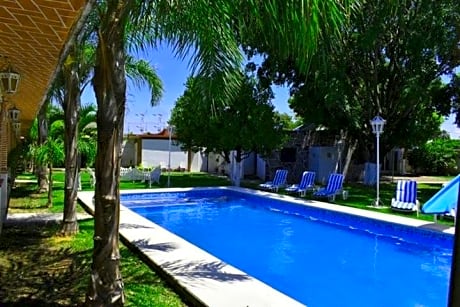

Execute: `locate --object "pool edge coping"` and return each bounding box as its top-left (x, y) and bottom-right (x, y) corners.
top-left (78, 188), bottom-right (306, 307)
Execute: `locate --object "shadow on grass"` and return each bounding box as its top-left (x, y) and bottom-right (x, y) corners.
top-left (9, 183), bottom-right (41, 199)
top-left (0, 223), bottom-right (91, 306)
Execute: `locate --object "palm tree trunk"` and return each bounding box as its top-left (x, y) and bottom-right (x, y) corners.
top-left (47, 164), bottom-right (53, 207)
top-left (86, 2), bottom-right (130, 305)
top-left (37, 102), bottom-right (49, 193)
top-left (61, 50), bottom-right (81, 236)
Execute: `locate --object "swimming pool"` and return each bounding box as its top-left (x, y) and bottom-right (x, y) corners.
top-left (121, 188), bottom-right (453, 307)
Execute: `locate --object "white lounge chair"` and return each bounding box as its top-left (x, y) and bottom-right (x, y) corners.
top-left (87, 167), bottom-right (95, 188)
top-left (149, 166), bottom-right (161, 187)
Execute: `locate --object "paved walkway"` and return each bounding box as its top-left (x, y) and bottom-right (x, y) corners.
top-left (5, 212), bottom-right (92, 225)
top-left (382, 175), bottom-right (450, 184)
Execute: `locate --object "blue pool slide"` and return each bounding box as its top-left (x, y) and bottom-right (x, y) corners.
top-left (422, 174), bottom-right (459, 214)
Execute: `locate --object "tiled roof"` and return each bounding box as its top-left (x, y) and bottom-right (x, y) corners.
top-left (0, 0), bottom-right (92, 135)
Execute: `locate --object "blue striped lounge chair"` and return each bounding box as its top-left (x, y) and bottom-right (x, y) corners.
top-left (391, 180), bottom-right (419, 214)
top-left (259, 169), bottom-right (288, 192)
top-left (285, 171), bottom-right (316, 196)
top-left (313, 173), bottom-right (344, 201)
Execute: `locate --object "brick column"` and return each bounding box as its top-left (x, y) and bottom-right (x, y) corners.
top-left (0, 103), bottom-right (9, 233)
top-left (0, 104), bottom-right (7, 172)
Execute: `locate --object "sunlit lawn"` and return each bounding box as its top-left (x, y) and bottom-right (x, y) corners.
top-left (332, 181), bottom-right (453, 224)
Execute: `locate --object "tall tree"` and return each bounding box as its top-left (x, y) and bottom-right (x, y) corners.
top-left (31, 117), bottom-right (65, 207)
top-left (36, 100), bottom-right (49, 193)
top-left (171, 74), bottom-right (285, 186)
top-left (87, 0), bottom-right (355, 305)
top-left (257, 0), bottom-right (459, 169)
top-left (77, 103), bottom-right (98, 168)
top-left (50, 23), bottom-right (163, 236)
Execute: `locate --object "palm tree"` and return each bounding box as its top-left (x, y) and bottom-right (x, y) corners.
top-left (86, 1), bottom-right (354, 305)
top-left (78, 103), bottom-right (98, 168)
top-left (31, 102), bottom-right (63, 192)
top-left (31, 119), bottom-right (65, 207)
top-left (50, 22), bottom-right (163, 235)
top-left (36, 100), bottom-right (49, 193)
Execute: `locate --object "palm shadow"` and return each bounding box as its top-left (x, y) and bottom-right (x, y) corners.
top-left (0, 223), bottom-right (90, 306)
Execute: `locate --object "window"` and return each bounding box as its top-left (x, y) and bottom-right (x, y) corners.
top-left (280, 147), bottom-right (296, 162)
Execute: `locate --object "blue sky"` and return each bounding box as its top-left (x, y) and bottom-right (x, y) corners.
top-left (83, 43), bottom-right (292, 134)
top-left (82, 44), bottom-right (459, 138)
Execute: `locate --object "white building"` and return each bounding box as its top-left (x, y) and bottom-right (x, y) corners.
top-left (122, 129), bottom-right (206, 172)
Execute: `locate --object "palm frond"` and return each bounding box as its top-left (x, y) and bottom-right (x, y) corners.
top-left (126, 0), bottom-right (357, 107)
top-left (79, 103), bottom-right (97, 132)
top-left (125, 55), bottom-right (163, 106)
top-left (49, 119), bottom-right (65, 140)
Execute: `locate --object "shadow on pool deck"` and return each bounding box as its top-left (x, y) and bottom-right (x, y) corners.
top-left (131, 238), bottom-right (178, 252)
top-left (160, 260), bottom-right (251, 282)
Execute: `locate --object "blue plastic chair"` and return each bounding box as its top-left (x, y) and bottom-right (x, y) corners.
top-left (285, 171), bottom-right (316, 196)
top-left (313, 173), bottom-right (344, 201)
top-left (259, 169), bottom-right (288, 192)
top-left (391, 180), bottom-right (419, 214)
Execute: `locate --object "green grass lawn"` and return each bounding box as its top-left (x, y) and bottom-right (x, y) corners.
top-left (332, 181), bottom-right (453, 224)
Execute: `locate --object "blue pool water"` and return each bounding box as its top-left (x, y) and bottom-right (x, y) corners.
top-left (122, 189), bottom-right (453, 307)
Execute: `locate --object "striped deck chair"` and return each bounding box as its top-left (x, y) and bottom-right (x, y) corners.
top-left (285, 171), bottom-right (316, 196)
top-left (313, 173), bottom-right (344, 201)
top-left (259, 169), bottom-right (288, 192)
top-left (391, 180), bottom-right (419, 214)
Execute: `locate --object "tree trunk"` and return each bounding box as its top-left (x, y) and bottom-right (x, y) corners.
top-left (47, 164), bottom-right (53, 207)
top-left (334, 130), bottom-right (347, 174)
top-left (187, 149), bottom-right (192, 172)
top-left (231, 149), bottom-right (243, 187)
top-left (37, 102), bottom-right (49, 193)
top-left (61, 49), bottom-right (81, 236)
top-left (86, 2), bottom-right (130, 305)
top-left (342, 139), bottom-right (358, 182)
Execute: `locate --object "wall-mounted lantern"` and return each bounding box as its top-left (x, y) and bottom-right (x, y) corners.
top-left (8, 105), bottom-right (20, 122)
top-left (0, 60), bottom-right (21, 95)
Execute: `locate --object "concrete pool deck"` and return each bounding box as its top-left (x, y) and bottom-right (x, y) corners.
top-left (77, 187), bottom-right (455, 307)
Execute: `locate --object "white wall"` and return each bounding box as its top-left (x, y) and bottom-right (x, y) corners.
top-left (308, 146), bottom-right (337, 184)
top-left (121, 139), bottom-right (136, 167)
top-left (141, 139), bottom-right (187, 169)
top-left (189, 151), bottom-right (207, 172)
top-left (243, 153), bottom-right (256, 175)
top-left (256, 155), bottom-right (266, 180)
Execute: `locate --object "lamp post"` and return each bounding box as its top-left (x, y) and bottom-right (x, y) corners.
top-left (370, 115), bottom-right (386, 207)
top-left (167, 125), bottom-right (174, 188)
